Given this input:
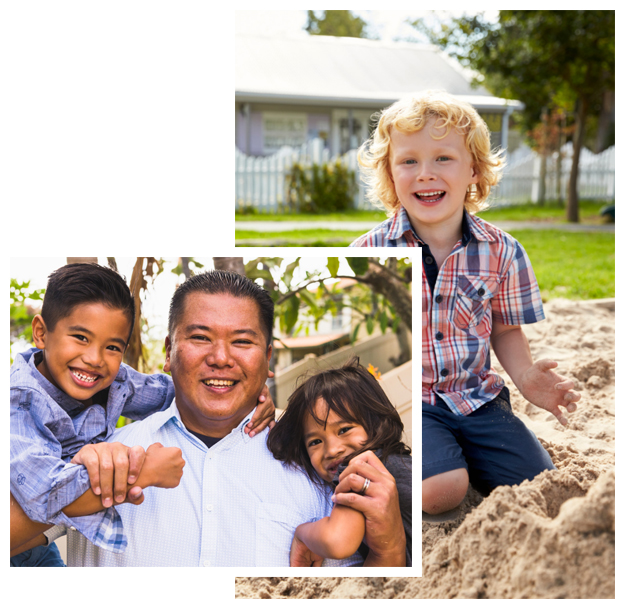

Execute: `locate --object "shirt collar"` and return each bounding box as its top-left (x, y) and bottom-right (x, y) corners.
top-left (390, 207), bottom-right (495, 246)
top-left (158, 400), bottom-right (257, 444)
top-left (388, 207), bottom-right (420, 243)
top-left (25, 349), bottom-right (85, 414)
top-left (466, 211), bottom-right (497, 243)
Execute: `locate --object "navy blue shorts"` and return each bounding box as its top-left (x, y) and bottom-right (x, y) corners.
top-left (10, 542), bottom-right (65, 567)
top-left (422, 387), bottom-right (555, 494)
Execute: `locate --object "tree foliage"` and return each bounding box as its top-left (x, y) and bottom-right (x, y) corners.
top-left (10, 279), bottom-right (44, 360)
top-left (243, 257), bottom-right (412, 346)
top-left (305, 10), bottom-right (370, 39)
top-left (411, 10), bottom-right (615, 221)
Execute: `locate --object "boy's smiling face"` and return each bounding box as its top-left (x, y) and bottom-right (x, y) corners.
top-left (33, 302), bottom-right (131, 403)
top-left (389, 117), bottom-right (479, 237)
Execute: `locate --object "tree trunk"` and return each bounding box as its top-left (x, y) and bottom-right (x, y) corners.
top-left (180, 258), bottom-right (192, 279)
top-left (213, 257), bottom-right (246, 276)
top-left (124, 258), bottom-right (145, 370)
top-left (66, 257), bottom-right (98, 264)
top-left (556, 115), bottom-right (564, 207)
top-left (567, 97), bottom-right (587, 223)
top-left (538, 151), bottom-right (547, 206)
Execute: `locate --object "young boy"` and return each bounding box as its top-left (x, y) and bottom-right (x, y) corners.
top-left (351, 90), bottom-right (581, 515)
top-left (11, 262), bottom-right (275, 565)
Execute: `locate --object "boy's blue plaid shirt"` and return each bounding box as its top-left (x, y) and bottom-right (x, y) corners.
top-left (10, 347), bottom-right (175, 552)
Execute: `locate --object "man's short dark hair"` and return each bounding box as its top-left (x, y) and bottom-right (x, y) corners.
top-left (168, 270), bottom-right (274, 347)
top-left (41, 263), bottom-right (135, 338)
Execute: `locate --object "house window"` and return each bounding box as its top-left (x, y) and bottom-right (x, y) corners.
top-left (262, 112), bottom-right (307, 154)
top-left (339, 117), bottom-right (363, 154)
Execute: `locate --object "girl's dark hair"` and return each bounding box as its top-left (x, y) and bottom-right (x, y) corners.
top-left (267, 356), bottom-right (411, 485)
top-left (41, 263), bottom-right (135, 340)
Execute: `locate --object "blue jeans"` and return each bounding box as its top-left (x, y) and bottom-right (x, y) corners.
top-left (10, 542), bottom-right (65, 567)
top-left (422, 387), bottom-right (556, 494)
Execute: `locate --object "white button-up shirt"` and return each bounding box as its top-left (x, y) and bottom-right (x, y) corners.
top-left (66, 401), bottom-right (361, 567)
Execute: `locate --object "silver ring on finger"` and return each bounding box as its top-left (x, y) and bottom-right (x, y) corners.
top-left (359, 477), bottom-right (371, 495)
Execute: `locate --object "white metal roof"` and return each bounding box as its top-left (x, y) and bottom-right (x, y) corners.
top-left (236, 33), bottom-right (522, 112)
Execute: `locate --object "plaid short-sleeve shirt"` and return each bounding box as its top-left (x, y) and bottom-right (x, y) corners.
top-left (351, 206), bottom-right (544, 416)
top-left (422, 212), bottom-right (544, 415)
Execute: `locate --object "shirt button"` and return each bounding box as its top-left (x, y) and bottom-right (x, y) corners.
top-left (435, 295), bottom-right (443, 303)
top-left (478, 288), bottom-right (485, 297)
top-left (435, 332), bottom-right (444, 341)
top-left (440, 368), bottom-right (449, 377)
top-left (206, 504), bottom-right (213, 512)
top-left (70, 526), bottom-right (77, 531)
top-left (203, 560), bottom-right (211, 567)
top-left (425, 256), bottom-right (434, 265)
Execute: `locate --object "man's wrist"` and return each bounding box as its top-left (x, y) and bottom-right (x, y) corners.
top-left (364, 543), bottom-right (406, 567)
top-left (134, 458), bottom-right (156, 489)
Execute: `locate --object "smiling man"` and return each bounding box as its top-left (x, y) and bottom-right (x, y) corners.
top-left (60, 270), bottom-right (405, 567)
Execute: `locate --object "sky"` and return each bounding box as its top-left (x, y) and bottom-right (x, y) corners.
top-left (235, 10), bottom-right (499, 43)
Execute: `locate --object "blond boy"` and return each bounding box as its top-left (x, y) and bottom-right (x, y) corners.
top-left (352, 91), bottom-right (580, 515)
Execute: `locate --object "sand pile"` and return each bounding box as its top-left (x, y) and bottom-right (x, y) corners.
top-left (236, 299), bottom-right (615, 599)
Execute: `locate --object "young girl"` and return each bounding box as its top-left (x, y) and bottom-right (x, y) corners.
top-left (267, 357), bottom-right (412, 567)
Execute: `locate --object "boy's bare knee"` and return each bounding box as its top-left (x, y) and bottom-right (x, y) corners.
top-left (422, 469), bottom-right (469, 514)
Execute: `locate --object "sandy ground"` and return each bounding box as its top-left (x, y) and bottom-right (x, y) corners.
top-left (235, 298), bottom-right (615, 599)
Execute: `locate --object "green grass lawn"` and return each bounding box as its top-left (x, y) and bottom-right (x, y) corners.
top-left (237, 226), bottom-right (615, 300)
top-left (478, 200), bottom-right (610, 224)
top-left (235, 209), bottom-right (388, 223)
top-left (235, 200), bottom-right (611, 224)
top-left (236, 228), bottom-right (357, 247)
top-left (505, 229), bottom-right (615, 300)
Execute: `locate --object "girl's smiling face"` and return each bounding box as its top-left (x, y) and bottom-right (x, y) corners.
top-left (304, 398), bottom-right (369, 482)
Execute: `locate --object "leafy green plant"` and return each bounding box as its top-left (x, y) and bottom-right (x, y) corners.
top-left (286, 159), bottom-right (357, 213)
top-left (10, 279), bottom-right (44, 361)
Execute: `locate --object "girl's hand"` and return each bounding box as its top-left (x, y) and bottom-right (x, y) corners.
top-left (290, 535), bottom-right (323, 567)
top-left (245, 371), bottom-right (276, 437)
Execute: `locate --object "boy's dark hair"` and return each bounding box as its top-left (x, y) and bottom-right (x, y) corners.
top-left (168, 269), bottom-right (274, 348)
top-left (267, 356), bottom-right (411, 486)
top-left (41, 263), bottom-right (135, 339)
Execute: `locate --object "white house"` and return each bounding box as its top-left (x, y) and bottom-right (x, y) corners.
top-left (236, 32), bottom-right (523, 158)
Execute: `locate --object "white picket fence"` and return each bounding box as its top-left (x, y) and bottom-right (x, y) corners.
top-left (235, 139), bottom-right (371, 211)
top-left (490, 143), bottom-right (615, 207)
top-left (235, 140), bottom-right (615, 211)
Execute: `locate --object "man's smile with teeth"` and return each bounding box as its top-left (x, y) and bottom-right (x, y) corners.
top-left (203, 379), bottom-right (236, 387)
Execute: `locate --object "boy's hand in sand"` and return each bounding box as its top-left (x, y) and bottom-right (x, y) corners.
top-left (71, 442), bottom-right (147, 508)
top-left (290, 534), bottom-right (323, 567)
top-left (332, 450), bottom-right (406, 566)
top-left (518, 359), bottom-right (581, 426)
top-left (245, 371), bottom-right (276, 437)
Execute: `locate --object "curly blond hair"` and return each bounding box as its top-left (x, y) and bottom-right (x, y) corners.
top-left (358, 90), bottom-right (505, 214)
